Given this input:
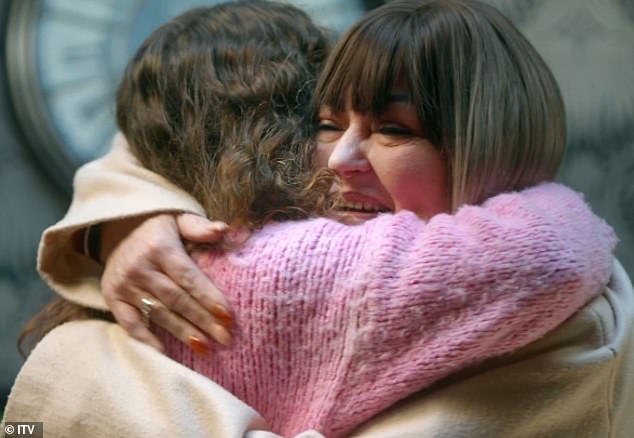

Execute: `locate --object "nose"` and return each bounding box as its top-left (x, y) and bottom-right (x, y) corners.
top-left (327, 126), bottom-right (370, 175)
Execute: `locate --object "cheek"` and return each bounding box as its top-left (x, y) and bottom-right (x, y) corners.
top-left (314, 141), bottom-right (334, 168)
top-left (377, 148), bottom-right (449, 218)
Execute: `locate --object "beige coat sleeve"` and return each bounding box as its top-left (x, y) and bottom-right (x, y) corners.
top-left (37, 133), bottom-right (206, 310)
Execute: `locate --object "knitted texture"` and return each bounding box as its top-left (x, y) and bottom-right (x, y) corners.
top-left (158, 183), bottom-right (616, 437)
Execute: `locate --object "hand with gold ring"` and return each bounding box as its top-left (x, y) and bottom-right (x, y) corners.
top-left (101, 213), bottom-right (234, 354)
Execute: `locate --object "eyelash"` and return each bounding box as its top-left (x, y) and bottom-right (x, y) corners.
top-left (378, 125), bottom-right (411, 136)
top-left (317, 122), bottom-right (340, 131)
top-left (318, 122), bottom-right (409, 133)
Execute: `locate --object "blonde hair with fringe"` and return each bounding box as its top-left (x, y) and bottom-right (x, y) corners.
top-left (316, 0), bottom-right (566, 210)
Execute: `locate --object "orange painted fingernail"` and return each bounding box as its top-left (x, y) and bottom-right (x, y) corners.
top-left (210, 304), bottom-right (234, 328)
top-left (188, 335), bottom-right (210, 356)
top-left (210, 323), bottom-right (233, 346)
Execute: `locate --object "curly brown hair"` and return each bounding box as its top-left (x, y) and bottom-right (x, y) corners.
top-left (20, 0), bottom-right (335, 356)
top-left (116, 0), bottom-right (334, 229)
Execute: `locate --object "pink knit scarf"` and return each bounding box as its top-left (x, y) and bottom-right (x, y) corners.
top-left (159, 183), bottom-right (616, 437)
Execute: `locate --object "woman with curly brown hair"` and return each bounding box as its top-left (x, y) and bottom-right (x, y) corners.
top-left (6, 1), bottom-right (632, 437)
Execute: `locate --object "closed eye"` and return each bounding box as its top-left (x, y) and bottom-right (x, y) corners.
top-left (317, 120), bottom-right (342, 131)
top-left (377, 124), bottom-right (412, 136)
top-left (316, 119), bottom-right (344, 142)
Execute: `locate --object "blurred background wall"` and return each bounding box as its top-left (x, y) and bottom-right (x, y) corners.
top-left (1, 0), bottom-right (632, 411)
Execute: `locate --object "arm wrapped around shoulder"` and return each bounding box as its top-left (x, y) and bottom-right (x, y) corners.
top-left (160, 182), bottom-right (616, 437)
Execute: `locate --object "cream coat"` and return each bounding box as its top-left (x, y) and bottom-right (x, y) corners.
top-left (4, 134), bottom-right (634, 437)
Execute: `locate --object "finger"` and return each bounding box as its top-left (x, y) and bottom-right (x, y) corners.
top-left (149, 272), bottom-right (232, 346)
top-left (147, 300), bottom-right (216, 355)
top-left (108, 300), bottom-right (164, 352)
top-left (159, 247), bottom-right (234, 326)
top-left (176, 214), bottom-right (229, 242)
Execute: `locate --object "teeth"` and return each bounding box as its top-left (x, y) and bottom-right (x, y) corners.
top-left (338, 201), bottom-right (388, 213)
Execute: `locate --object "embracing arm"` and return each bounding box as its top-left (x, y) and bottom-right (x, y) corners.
top-left (214, 182), bottom-right (616, 436)
top-left (37, 133), bottom-right (206, 309)
top-left (336, 184), bottom-right (616, 397)
top-left (36, 134), bottom-right (234, 351)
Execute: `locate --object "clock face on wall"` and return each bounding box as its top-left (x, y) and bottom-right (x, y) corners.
top-left (5, 0), bottom-right (366, 193)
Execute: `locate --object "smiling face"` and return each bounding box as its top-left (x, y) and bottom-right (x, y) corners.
top-left (316, 92), bottom-right (450, 223)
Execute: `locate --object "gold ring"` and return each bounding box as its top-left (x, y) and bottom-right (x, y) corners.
top-left (140, 297), bottom-right (160, 328)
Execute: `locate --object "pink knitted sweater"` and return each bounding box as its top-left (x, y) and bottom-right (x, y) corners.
top-left (158, 183), bottom-right (616, 437)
